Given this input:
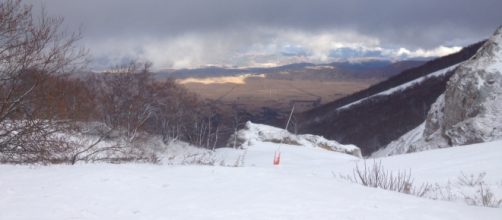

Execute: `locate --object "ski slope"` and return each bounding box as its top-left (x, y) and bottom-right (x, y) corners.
top-left (337, 63), bottom-right (461, 110)
top-left (0, 137), bottom-right (501, 219)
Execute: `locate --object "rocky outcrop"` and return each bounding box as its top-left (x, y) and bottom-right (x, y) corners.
top-left (441, 27), bottom-right (502, 145)
top-left (427, 26), bottom-right (502, 146)
top-left (376, 26), bottom-right (502, 156)
top-left (298, 41), bottom-right (484, 156)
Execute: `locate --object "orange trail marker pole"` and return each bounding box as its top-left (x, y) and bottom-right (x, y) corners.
top-left (274, 104), bottom-right (294, 166)
top-left (273, 151), bottom-right (281, 165)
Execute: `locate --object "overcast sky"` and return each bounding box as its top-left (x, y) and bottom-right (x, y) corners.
top-left (27, 0), bottom-right (502, 69)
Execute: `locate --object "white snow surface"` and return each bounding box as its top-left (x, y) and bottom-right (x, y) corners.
top-left (230, 121), bottom-right (362, 157)
top-left (338, 63), bottom-right (461, 110)
top-left (371, 122), bottom-right (426, 157)
top-left (1, 136), bottom-right (501, 219)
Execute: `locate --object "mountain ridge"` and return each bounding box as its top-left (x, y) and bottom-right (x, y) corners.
top-left (375, 26), bottom-right (502, 156)
top-left (297, 41), bottom-right (486, 155)
top-left (155, 60), bottom-right (426, 81)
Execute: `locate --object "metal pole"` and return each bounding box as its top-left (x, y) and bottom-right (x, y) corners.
top-left (285, 104), bottom-right (295, 132)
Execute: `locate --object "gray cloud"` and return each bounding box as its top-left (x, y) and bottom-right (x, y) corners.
top-left (26, 0), bottom-right (502, 68)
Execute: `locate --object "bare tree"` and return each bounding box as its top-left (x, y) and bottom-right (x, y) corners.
top-left (0, 0), bottom-right (87, 163)
top-left (146, 78), bottom-right (200, 144)
top-left (91, 62), bottom-right (156, 143)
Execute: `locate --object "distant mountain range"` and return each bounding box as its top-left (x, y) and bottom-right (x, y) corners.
top-left (155, 60), bottom-right (426, 81)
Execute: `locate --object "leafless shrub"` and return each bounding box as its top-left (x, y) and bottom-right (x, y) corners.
top-left (426, 182), bottom-right (458, 202)
top-left (0, 121), bottom-right (75, 164)
top-left (178, 152), bottom-right (217, 166)
top-left (215, 150), bottom-right (248, 167)
top-left (457, 172), bottom-right (486, 187)
top-left (463, 183), bottom-right (502, 208)
top-left (340, 160), bottom-right (432, 197)
top-left (78, 125), bottom-right (167, 164)
top-left (74, 143), bottom-right (159, 164)
top-left (455, 172), bottom-right (502, 208)
top-left (407, 172), bottom-right (502, 208)
top-left (231, 150), bottom-right (247, 167)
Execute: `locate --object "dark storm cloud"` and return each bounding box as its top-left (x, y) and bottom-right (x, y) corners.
top-left (30, 0), bottom-right (501, 46)
top-left (25, 0), bottom-right (502, 68)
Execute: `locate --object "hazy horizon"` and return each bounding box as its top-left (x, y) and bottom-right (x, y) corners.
top-left (27, 0), bottom-right (502, 70)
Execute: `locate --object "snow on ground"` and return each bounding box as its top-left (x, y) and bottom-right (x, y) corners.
top-left (230, 121), bottom-right (362, 157)
top-left (1, 127), bottom-right (501, 219)
top-left (364, 140), bottom-right (502, 185)
top-left (337, 63), bottom-right (462, 110)
top-left (371, 122), bottom-right (426, 157)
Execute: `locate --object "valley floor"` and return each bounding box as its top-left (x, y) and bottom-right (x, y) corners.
top-left (1, 141), bottom-right (501, 219)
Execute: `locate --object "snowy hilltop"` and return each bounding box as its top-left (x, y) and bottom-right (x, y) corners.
top-left (374, 26), bottom-right (502, 157)
top-left (228, 121), bottom-right (362, 157)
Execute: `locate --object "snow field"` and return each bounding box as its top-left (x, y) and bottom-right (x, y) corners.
top-left (1, 138), bottom-right (501, 219)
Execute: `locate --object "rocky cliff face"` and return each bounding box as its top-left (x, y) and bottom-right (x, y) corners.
top-left (375, 26), bottom-right (502, 157)
top-left (298, 41), bottom-right (484, 156)
top-left (441, 27), bottom-right (502, 146)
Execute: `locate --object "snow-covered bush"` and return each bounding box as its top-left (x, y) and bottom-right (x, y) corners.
top-left (67, 133), bottom-right (162, 164)
top-left (462, 182), bottom-right (502, 208)
top-left (340, 161), bottom-right (502, 208)
top-left (339, 160), bottom-right (432, 197)
top-left (426, 172), bottom-right (502, 208)
top-left (178, 152), bottom-right (217, 166)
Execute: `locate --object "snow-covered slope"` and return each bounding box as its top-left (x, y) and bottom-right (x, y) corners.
top-left (372, 122), bottom-right (426, 157)
top-left (1, 138), bottom-right (501, 220)
top-left (229, 121), bottom-right (362, 157)
top-left (367, 140), bottom-right (502, 185)
top-left (376, 26), bottom-right (502, 156)
top-left (297, 42), bottom-right (486, 155)
top-left (338, 63), bottom-right (461, 110)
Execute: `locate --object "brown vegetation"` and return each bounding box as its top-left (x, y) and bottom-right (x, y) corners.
top-left (0, 0), bottom-right (235, 164)
top-left (0, 0), bottom-right (86, 163)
